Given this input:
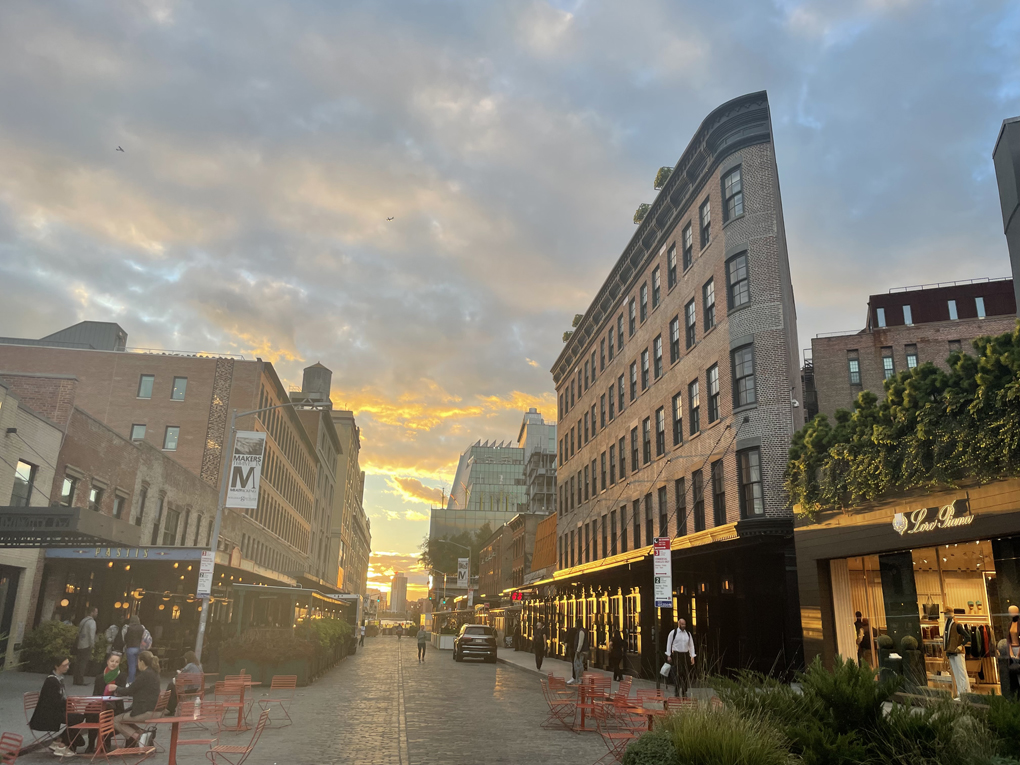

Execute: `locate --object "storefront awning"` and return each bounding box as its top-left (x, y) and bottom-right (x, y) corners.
top-left (0, 507), bottom-right (142, 548)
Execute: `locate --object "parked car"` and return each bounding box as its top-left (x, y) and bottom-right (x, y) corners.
top-left (453, 624), bottom-right (497, 663)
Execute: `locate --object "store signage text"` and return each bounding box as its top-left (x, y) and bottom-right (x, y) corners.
top-left (653, 537), bottom-right (672, 609)
top-left (892, 498), bottom-right (973, 536)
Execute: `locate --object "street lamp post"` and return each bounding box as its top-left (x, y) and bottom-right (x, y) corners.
top-left (436, 539), bottom-right (472, 608)
top-left (194, 399), bottom-right (333, 661)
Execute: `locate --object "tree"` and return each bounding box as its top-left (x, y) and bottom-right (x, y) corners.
top-left (633, 203), bottom-right (650, 224)
top-left (654, 166), bottom-right (673, 190)
top-left (417, 522), bottom-right (494, 578)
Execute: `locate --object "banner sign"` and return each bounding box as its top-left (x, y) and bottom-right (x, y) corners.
top-left (457, 557), bottom-right (469, 588)
top-left (196, 550), bottom-right (216, 598)
top-left (653, 537), bottom-right (672, 609)
top-left (226, 432), bottom-right (266, 509)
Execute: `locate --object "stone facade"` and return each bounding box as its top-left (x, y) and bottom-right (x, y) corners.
top-left (329, 409), bottom-right (371, 595)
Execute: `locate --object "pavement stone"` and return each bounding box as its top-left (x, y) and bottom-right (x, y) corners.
top-left (1, 638), bottom-right (612, 765)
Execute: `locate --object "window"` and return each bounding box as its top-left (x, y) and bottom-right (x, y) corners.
top-left (732, 345), bottom-right (756, 407)
top-left (682, 223), bottom-right (693, 270)
top-left (631, 428), bottom-right (639, 470)
top-left (707, 364), bottom-right (720, 422)
top-left (881, 347), bottom-right (895, 380)
top-left (672, 392), bottom-right (683, 446)
top-left (644, 494), bottom-right (653, 546)
top-left (150, 496), bottom-right (165, 545)
top-left (633, 499), bottom-right (641, 548)
top-left (703, 279), bottom-right (716, 329)
top-left (137, 374), bottom-right (154, 399)
top-left (180, 508), bottom-right (191, 546)
top-left (135, 486), bottom-right (147, 526)
top-left (608, 328), bottom-right (615, 361)
top-left (585, 360), bottom-right (591, 391)
top-left (618, 375), bottom-right (625, 413)
top-left (692, 470), bottom-right (705, 532)
top-left (641, 349), bottom-right (649, 391)
top-left (640, 283), bottom-right (648, 322)
top-left (569, 427), bottom-right (575, 457)
top-left (600, 452), bottom-right (607, 491)
top-left (903, 304), bottom-right (913, 325)
top-left (591, 351), bottom-right (597, 382)
top-left (617, 315), bottom-right (624, 351)
top-left (584, 524), bottom-right (591, 563)
top-left (642, 417), bottom-right (651, 464)
top-left (171, 376), bottom-right (188, 401)
top-left (675, 478), bottom-right (687, 536)
top-left (655, 407), bottom-right (665, 456)
top-left (711, 460), bottom-right (725, 526)
top-left (652, 267), bottom-right (661, 308)
top-left (651, 336), bottom-right (663, 379)
top-left (112, 495), bottom-right (125, 521)
top-left (689, 380), bottom-right (700, 435)
top-left (569, 531), bottom-right (575, 567)
top-left (976, 296), bottom-right (986, 319)
top-left (658, 486), bottom-right (668, 537)
top-left (584, 466), bottom-right (589, 501)
top-left (948, 299), bottom-right (958, 320)
top-left (600, 393), bottom-right (607, 427)
top-left (667, 245), bottom-right (677, 288)
top-left (11, 460), bottom-right (37, 506)
top-left (669, 316), bottom-right (680, 363)
top-left (726, 252), bottom-right (750, 309)
top-left (629, 362), bottom-right (637, 401)
top-left (847, 350), bottom-right (861, 385)
top-left (722, 166), bottom-right (743, 221)
top-left (89, 486), bottom-right (104, 512)
top-left (608, 386), bottom-right (615, 420)
top-left (699, 198), bottom-right (711, 248)
top-left (948, 340), bottom-right (962, 353)
top-left (610, 510), bottom-right (618, 555)
top-left (130, 424), bottom-right (146, 441)
top-left (905, 344), bottom-right (918, 369)
top-left (620, 506), bottom-right (628, 552)
top-left (569, 477), bottom-right (575, 510)
top-left (685, 299), bottom-right (696, 349)
top-left (601, 515), bottom-right (608, 559)
top-left (609, 445), bottom-right (616, 484)
top-left (590, 403), bottom-right (596, 436)
top-left (570, 380), bottom-right (575, 407)
top-left (60, 475), bottom-right (78, 507)
top-left (629, 299), bottom-right (637, 336)
top-left (876, 307), bottom-right (886, 328)
top-left (161, 506), bottom-right (180, 546)
top-left (591, 458), bottom-right (597, 498)
top-left (600, 338), bottom-right (606, 371)
top-left (738, 448), bottom-right (764, 517)
top-left (584, 411), bottom-right (589, 443)
top-left (163, 426), bottom-right (180, 451)
top-left (618, 436), bottom-right (626, 477)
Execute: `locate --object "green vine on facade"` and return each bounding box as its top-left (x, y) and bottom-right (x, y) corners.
top-left (785, 322), bottom-right (1020, 518)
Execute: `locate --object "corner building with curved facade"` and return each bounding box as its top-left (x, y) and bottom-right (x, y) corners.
top-left (513, 92), bottom-right (805, 679)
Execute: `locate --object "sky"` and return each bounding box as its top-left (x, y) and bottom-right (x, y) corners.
top-left (1, 0), bottom-right (1018, 601)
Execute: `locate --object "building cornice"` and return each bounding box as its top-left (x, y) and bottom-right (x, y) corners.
top-left (551, 91), bottom-right (772, 385)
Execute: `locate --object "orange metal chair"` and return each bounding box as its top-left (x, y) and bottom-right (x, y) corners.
top-left (540, 678), bottom-right (577, 732)
top-left (0, 732), bottom-right (23, 765)
top-left (178, 701), bottom-right (225, 747)
top-left (100, 709), bottom-right (155, 764)
top-left (258, 675), bottom-right (296, 727)
top-left (635, 688), bottom-right (664, 705)
top-left (665, 696), bottom-right (698, 712)
top-left (215, 682), bottom-right (248, 730)
top-left (615, 676), bottom-right (633, 699)
top-left (67, 697), bottom-right (106, 748)
top-left (23, 692), bottom-right (56, 746)
top-left (205, 710), bottom-right (269, 765)
top-left (592, 704), bottom-right (639, 765)
top-left (176, 673), bottom-right (205, 705)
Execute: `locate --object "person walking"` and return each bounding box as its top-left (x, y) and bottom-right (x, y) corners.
top-left (396, 624), bottom-right (402, 641)
top-left (112, 651), bottom-right (161, 746)
top-left (567, 620), bottom-right (589, 685)
top-left (608, 628), bottom-right (626, 682)
top-left (123, 615), bottom-right (147, 684)
top-left (533, 620), bottom-right (547, 671)
top-left (417, 626), bottom-right (428, 662)
top-left (564, 623), bottom-right (577, 680)
top-left (359, 623), bottom-right (366, 647)
top-left (665, 618), bottom-right (696, 698)
top-left (857, 617), bottom-right (874, 668)
top-left (74, 607), bottom-right (98, 686)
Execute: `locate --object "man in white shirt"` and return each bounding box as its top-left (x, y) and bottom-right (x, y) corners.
top-left (74, 607), bottom-right (98, 686)
top-left (665, 618), bottom-right (696, 698)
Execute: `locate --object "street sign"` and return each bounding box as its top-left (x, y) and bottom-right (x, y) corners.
top-left (196, 550), bottom-right (215, 598)
top-left (457, 558), bottom-right (469, 588)
top-left (653, 537), bottom-right (672, 608)
top-left (226, 431), bottom-right (266, 509)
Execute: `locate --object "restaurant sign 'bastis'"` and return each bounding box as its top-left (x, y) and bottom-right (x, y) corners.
top-left (892, 498), bottom-right (974, 536)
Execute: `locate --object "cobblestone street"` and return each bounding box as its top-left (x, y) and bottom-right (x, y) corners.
top-left (1, 638), bottom-right (609, 765)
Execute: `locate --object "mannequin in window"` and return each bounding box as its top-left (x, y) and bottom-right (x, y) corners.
top-left (1004, 605), bottom-right (1020, 698)
top-left (944, 612), bottom-right (972, 698)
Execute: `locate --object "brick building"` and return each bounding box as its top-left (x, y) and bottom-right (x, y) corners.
top-left (525, 514), bottom-right (558, 585)
top-left (809, 278), bottom-right (1017, 421)
top-left (514, 92), bottom-right (804, 679)
top-left (478, 524), bottom-right (512, 604)
top-left (508, 513), bottom-right (542, 590)
top-left (327, 409), bottom-right (371, 597)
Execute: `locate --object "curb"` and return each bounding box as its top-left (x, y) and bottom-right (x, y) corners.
top-left (496, 655), bottom-right (550, 679)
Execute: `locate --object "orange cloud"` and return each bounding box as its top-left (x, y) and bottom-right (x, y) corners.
top-left (391, 477), bottom-right (445, 506)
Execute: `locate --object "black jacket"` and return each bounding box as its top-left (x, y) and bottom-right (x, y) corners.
top-left (533, 626), bottom-right (547, 654)
top-left (124, 624), bottom-right (145, 650)
top-left (30, 674), bottom-right (67, 731)
top-left (115, 667), bottom-right (160, 715)
top-left (609, 634), bottom-right (625, 659)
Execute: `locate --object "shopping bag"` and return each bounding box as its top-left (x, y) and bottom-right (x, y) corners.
top-left (660, 661), bottom-right (672, 678)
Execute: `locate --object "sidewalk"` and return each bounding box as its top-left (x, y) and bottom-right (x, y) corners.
top-left (495, 648), bottom-right (718, 702)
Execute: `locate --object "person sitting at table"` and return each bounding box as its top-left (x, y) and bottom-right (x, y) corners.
top-left (167, 650), bottom-right (203, 714)
top-left (83, 651), bottom-right (124, 754)
top-left (112, 650), bottom-right (162, 745)
top-left (30, 655), bottom-right (87, 758)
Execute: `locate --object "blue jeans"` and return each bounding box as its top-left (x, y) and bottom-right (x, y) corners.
top-left (126, 647), bottom-right (140, 683)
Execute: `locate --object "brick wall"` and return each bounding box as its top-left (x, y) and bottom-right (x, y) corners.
top-left (0, 373), bottom-right (78, 426)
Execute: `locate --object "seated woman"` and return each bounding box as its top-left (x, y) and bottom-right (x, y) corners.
top-left (112, 650), bottom-right (162, 745)
top-left (29, 656), bottom-right (85, 758)
top-left (167, 650), bottom-right (203, 714)
top-left (83, 651), bottom-right (124, 754)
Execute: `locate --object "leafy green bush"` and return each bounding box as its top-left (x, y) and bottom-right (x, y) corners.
top-left (295, 618), bottom-right (352, 654)
top-left (657, 706), bottom-right (795, 765)
top-left (985, 696), bottom-right (1020, 757)
top-left (881, 699), bottom-right (996, 765)
top-left (20, 621), bottom-right (78, 672)
top-left (621, 731), bottom-right (676, 765)
top-left (219, 634), bottom-right (317, 666)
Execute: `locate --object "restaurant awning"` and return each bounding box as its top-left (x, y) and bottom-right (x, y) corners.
top-left (0, 507), bottom-right (143, 548)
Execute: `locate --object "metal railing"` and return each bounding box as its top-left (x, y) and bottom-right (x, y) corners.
top-left (126, 346), bottom-right (246, 360)
top-left (887, 276), bottom-right (1011, 293)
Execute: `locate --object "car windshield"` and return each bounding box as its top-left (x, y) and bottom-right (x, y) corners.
top-left (463, 626), bottom-right (493, 636)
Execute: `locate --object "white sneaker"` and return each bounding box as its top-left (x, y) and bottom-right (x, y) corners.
top-left (48, 742), bottom-right (63, 751)
top-left (51, 745), bottom-right (73, 757)
top-left (566, 678), bottom-right (576, 685)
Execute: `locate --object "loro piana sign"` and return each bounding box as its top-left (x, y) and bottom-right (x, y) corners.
top-left (226, 431), bottom-right (266, 509)
top-left (892, 497), bottom-right (974, 536)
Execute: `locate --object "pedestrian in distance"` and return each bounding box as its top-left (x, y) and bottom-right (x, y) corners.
top-left (609, 628), bottom-right (626, 682)
top-left (665, 618), bottom-right (696, 698)
top-left (123, 615), bottom-right (150, 684)
top-left (857, 616), bottom-right (873, 668)
top-left (417, 626), bottom-right (428, 662)
top-left (30, 655), bottom-right (86, 757)
top-left (359, 622), bottom-right (366, 647)
top-left (567, 620), bottom-right (589, 685)
top-left (74, 606), bottom-right (99, 686)
top-left (396, 624), bottom-right (403, 641)
top-left (112, 650), bottom-right (161, 746)
top-left (564, 623), bottom-right (577, 680)
top-left (533, 620), bottom-right (547, 671)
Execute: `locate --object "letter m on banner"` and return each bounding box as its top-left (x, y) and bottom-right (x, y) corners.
top-left (226, 431), bottom-right (266, 509)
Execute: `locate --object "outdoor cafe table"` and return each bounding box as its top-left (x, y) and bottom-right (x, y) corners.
top-left (626, 704), bottom-right (668, 731)
top-left (150, 715), bottom-right (201, 765)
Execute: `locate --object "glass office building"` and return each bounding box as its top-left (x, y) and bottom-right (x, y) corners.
top-left (430, 441), bottom-right (527, 539)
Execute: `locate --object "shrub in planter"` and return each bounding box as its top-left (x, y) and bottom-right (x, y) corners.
top-left (621, 731), bottom-right (676, 765)
top-left (985, 696), bottom-right (1020, 758)
top-left (657, 706), bottom-right (794, 765)
top-left (219, 634), bottom-right (317, 667)
top-left (20, 621), bottom-right (78, 672)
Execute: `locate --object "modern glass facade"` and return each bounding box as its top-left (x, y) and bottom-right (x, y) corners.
top-left (431, 443), bottom-right (527, 538)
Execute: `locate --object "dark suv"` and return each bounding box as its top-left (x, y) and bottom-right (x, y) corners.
top-left (453, 624), bottom-right (498, 663)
